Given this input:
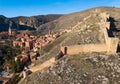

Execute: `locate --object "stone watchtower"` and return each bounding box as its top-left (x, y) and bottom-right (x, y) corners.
top-left (8, 21), bottom-right (12, 36)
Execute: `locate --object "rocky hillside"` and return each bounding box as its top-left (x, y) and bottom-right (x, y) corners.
top-left (35, 6), bottom-right (120, 65)
top-left (21, 53), bottom-right (120, 84)
top-left (0, 15), bottom-right (15, 31)
top-left (38, 7), bottom-right (120, 34)
top-left (0, 14), bottom-right (62, 32)
top-left (20, 6), bottom-right (120, 84)
top-left (10, 14), bottom-right (62, 28)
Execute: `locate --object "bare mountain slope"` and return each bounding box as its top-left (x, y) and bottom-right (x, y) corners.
top-left (35, 6), bottom-right (120, 66)
top-left (0, 14), bottom-right (62, 32)
top-left (10, 14), bottom-right (62, 29)
top-left (20, 6), bottom-right (120, 84)
top-left (38, 6), bottom-right (120, 34)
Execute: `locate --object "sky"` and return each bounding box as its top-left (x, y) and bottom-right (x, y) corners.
top-left (0, 0), bottom-right (120, 17)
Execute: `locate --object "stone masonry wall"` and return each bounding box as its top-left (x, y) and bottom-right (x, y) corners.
top-left (30, 57), bottom-right (55, 72)
top-left (100, 13), bottom-right (119, 54)
top-left (61, 44), bottom-right (107, 55)
top-left (61, 12), bottom-right (119, 55)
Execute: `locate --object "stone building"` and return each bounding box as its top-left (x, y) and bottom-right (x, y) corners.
top-left (8, 26), bottom-right (12, 36)
top-left (8, 21), bottom-right (17, 36)
top-left (29, 51), bottom-right (37, 63)
top-left (14, 54), bottom-right (28, 63)
top-left (0, 32), bottom-right (9, 39)
top-left (13, 34), bottom-right (36, 50)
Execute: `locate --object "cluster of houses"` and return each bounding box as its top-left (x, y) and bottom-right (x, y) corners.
top-left (0, 32), bottom-right (9, 39)
top-left (0, 24), bottom-right (61, 71)
top-left (0, 22), bottom-right (62, 83)
top-left (12, 32), bottom-right (60, 64)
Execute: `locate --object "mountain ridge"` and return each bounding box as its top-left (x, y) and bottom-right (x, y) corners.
top-left (19, 6), bottom-right (120, 84)
top-left (37, 6), bottom-right (120, 34)
top-left (0, 14), bottom-right (62, 32)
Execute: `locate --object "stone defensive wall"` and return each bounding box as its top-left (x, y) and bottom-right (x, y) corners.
top-left (23, 12), bottom-right (119, 75)
top-left (30, 57), bottom-right (55, 72)
top-left (100, 12), bottom-right (119, 54)
top-left (61, 44), bottom-right (107, 55)
top-left (61, 12), bottom-right (119, 55)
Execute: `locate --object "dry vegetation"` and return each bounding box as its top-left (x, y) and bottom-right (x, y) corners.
top-left (20, 7), bottom-right (120, 84)
top-left (21, 53), bottom-right (120, 84)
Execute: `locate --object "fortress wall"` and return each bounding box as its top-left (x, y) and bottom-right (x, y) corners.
top-left (101, 22), bottom-right (118, 54)
top-left (107, 38), bottom-right (119, 54)
top-left (72, 22), bottom-right (82, 29)
top-left (66, 44), bottom-right (107, 55)
top-left (91, 22), bottom-right (118, 54)
top-left (28, 12), bottom-right (119, 73)
top-left (100, 14), bottom-right (119, 54)
top-left (30, 57), bottom-right (55, 72)
top-left (61, 47), bottom-right (65, 54)
top-left (100, 22), bottom-right (110, 44)
top-left (60, 12), bottom-right (119, 55)
top-left (100, 13), bottom-right (109, 21)
top-left (105, 22), bottom-right (110, 29)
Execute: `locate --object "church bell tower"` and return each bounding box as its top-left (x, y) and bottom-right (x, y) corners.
top-left (8, 21), bottom-right (12, 36)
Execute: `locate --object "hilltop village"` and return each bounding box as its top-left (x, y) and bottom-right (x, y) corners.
top-left (19, 9), bottom-right (120, 84)
top-left (12, 31), bottom-right (60, 64)
top-left (0, 7), bottom-right (120, 84)
top-left (0, 24), bottom-right (61, 83)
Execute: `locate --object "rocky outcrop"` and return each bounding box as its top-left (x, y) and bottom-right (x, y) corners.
top-left (20, 53), bottom-right (120, 84)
